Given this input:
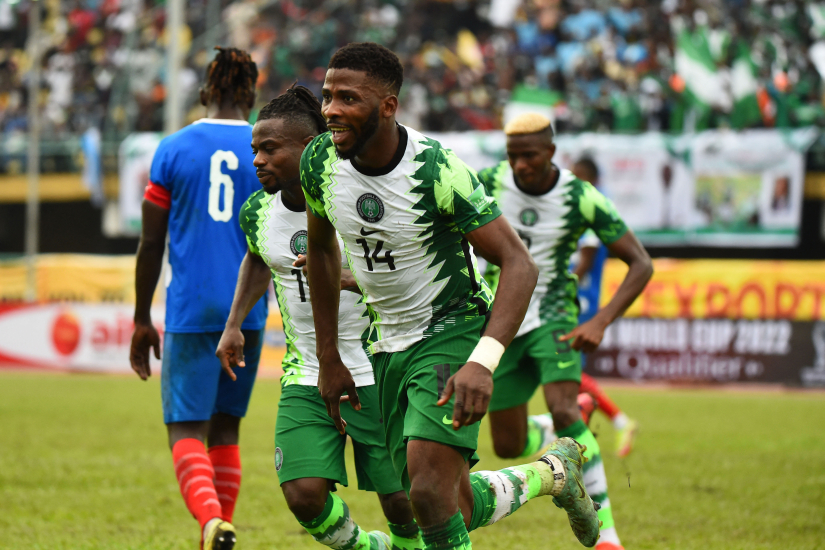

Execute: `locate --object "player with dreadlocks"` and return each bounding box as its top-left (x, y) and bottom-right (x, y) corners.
top-left (130, 47), bottom-right (266, 550)
top-left (215, 85), bottom-right (423, 550)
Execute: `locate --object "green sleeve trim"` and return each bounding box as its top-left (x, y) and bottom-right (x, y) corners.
top-left (435, 150), bottom-right (501, 234)
top-left (477, 161), bottom-right (508, 201)
top-left (239, 189), bottom-right (265, 255)
top-left (462, 207), bottom-right (502, 235)
top-left (300, 134), bottom-right (331, 220)
top-left (434, 151), bottom-right (476, 214)
top-left (577, 181), bottom-right (629, 246)
top-left (245, 235), bottom-right (259, 256)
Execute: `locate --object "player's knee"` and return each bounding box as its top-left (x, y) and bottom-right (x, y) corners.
top-left (207, 413), bottom-right (241, 446)
top-left (408, 478), bottom-right (443, 512)
top-left (166, 421), bottom-right (208, 449)
top-left (282, 480), bottom-right (329, 522)
top-left (492, 436), bottom-right (524, 459)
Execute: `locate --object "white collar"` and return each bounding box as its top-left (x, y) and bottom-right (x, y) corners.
top-left (192, 118), bottom-right (251, 126)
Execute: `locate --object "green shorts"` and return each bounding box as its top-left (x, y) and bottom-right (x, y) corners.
top-left (274, 384), bottom-right (402, 495)
top-left (372, 317), bottom-right (486, 493)
top-left (489, 321), bottom-right (581, 412)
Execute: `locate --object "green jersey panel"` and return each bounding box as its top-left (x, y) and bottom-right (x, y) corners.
top-left (240, 189), bottom-right (373, 387)
top-left (299, 126), bottom-right (501, 355)
top-left (479, 161), bottom-right (628, 331)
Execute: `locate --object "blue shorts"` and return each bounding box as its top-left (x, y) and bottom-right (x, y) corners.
top-left (161, 329), bottom-right (263, 424)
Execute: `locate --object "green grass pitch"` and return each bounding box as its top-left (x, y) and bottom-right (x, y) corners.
top-left (2, 373), bottom-right (824, 549)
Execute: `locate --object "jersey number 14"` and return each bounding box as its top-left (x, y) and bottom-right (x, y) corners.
top-left (208, 150), bottom-right (237, 222)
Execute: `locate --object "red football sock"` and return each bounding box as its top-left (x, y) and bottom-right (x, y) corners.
top-left (208, 444), bottom-right (242, 522)
top-left (172, 438), bottom-right (223, 528)
top-left (579, 373), bottom-right (621, 419)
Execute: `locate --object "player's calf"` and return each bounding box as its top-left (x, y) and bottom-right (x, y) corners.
top-left (377, 490), bottom-right (414, 524)
top-left (406, 440), bottom-right (467, 529)
top-left (284, 478), bottom-right (394, 550)
top-left (377, 490), bottom-right (424, 549)
top-left (467, 438), bottom-right (600, 547)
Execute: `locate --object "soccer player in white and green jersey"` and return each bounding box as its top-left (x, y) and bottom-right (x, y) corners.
top-left (215, 86), bottom-right (424, 550)
top-left (301, 42), bottom-right (602, 550)
top-left (478, 113), bottom-right (654, 550)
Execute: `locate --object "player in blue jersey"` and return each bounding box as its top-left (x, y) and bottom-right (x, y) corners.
top-left (569, 158), bottom-right (639, 459)
top-left (129, 47), bottom-right (267, 550)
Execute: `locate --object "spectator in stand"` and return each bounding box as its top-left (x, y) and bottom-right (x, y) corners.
top-left (1, 0), bottom-right (823, 156)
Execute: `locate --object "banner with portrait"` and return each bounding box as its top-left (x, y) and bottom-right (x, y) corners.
top-left (430, 128), bottom-right (817, 247)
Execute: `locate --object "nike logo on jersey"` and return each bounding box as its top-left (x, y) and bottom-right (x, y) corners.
top-left (360, 227), bottom-right (381, 236)
top-left (442, 415), bottom-right (454, 425)
top-left (558, 360), bottom-right (576, 369)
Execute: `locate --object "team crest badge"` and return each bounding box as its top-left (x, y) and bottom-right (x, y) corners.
top-left (290, 230), bottom-right (308, 256)
top-left (356, 193), bottom-right (384, 223)
top-left (520, 208), bottom-right (539, 226)
top-left (274, 447), bottom-right (284, 471)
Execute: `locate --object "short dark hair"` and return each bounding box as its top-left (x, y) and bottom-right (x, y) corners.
top-left (574, 156), bottom-right (599, 181)
top-left (203, 46), bottom-right (258, 108)
top-left (257, 84), bottom-right (327, 135)
top-left (328, 42), bottom-right (404, 95)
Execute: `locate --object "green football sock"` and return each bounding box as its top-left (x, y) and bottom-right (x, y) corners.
top-left (556, 420), bottom-right (621, 546)
top-left (520, 413), bottom-right (557, 457)
top-left (299, 493), bottom-right (385, 549)
top-left (519, 417), bottom-right (543, 457)
top-left (388, 520), bottom-right (424, 550)
top-left (468, 458), bottom-right (559, 532)
top-left (420, 512), bottom-right (472, 550)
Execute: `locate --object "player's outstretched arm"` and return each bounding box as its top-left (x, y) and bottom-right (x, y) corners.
top-left (306, 209), bottom-right (360, 434)
top-left (216, 250), bottom-right (271, 381)
top-left (562, 230), bottom-right (653, 353)
top-left (438, 216), bottom-right (538, 429)
top-left (130, 200), bottom-right (169, 380)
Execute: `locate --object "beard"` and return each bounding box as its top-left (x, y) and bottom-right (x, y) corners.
top-left (262, 174), bottom-right (300, 195)
top-left (334, 107), bottom-right (380, 161)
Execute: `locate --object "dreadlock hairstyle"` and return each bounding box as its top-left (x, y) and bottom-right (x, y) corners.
top-left (202, 46), bottom-right (258, 108)
top-left (328, 42), bottom-right (403, 95)
top-left (256, 84), bottom-right (327, 136)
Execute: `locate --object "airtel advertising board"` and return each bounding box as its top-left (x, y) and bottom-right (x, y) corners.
top-left (0, 303), bottom-right (164, 373)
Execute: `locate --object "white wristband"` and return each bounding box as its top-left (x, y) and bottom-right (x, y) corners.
top-left (467, 336), bottom-right (506, 374)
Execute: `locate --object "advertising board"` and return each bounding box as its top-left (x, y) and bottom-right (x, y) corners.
top-left (588, 259), bottom-right (825, 386)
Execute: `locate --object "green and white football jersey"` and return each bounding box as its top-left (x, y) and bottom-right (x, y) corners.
top-left (478, 161), bottom-right (628, 335)
top-left (239, 189), bottom-right (374, 387)
top-left (300, 125), bottom-right (501, 355)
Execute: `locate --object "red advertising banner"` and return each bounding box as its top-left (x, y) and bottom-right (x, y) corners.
top-left (0, 303), bottom-right (163, 373)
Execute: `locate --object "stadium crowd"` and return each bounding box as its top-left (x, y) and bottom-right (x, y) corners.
top-left (0, 0), bottom-right (824, 141)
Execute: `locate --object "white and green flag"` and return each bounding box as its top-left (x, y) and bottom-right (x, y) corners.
top-left (730, 42), bottom-right (762, 129)
top-left (674, 28), bottom-right (730, 112)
